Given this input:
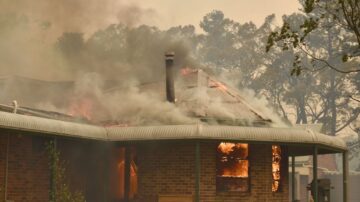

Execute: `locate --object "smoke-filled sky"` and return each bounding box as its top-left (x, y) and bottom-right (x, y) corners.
top-left (136, 0), bottom-right (301, 30)
top-left (0, 0), bottom-right (301, 36)
top-left (0, 0), bottom-right (300, 125)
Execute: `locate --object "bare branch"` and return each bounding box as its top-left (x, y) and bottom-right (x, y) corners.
top-left (298, 45), bottom-right (360, 73)
top-left (349, 95), bottom-right (360, 102)
top-left (336, 109), bottom-right (360, 132)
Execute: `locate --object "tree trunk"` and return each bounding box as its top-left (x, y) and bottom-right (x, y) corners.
top-left (328, 30), bottom-right (337, 136)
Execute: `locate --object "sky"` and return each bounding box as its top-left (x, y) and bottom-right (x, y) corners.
top-left (134, 0), bottom-right (301, 30)
top-left (0, 0), bottom-right (302, 36)
top-left (0, 0), bottom-right (302, 78)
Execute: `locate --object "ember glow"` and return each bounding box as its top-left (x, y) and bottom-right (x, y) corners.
top-left (68, 97), bottom-right (94, 120)
top-left (209, 79), bottom-right (228, 92)
top-left (180, 67), bottom-right (195, 76)
top-left (272, 145), bottom-right (281, 192)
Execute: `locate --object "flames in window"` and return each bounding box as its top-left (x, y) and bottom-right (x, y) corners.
top-left (272, 145), bottom-right (281, 192)
top-left (111, 147), bottom-right (138, 200)
top-left (217, 142), bottom-right (249, 192)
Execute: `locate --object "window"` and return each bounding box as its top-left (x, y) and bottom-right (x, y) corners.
top-left (110, 147), bottom-right (138, 200)
top-left (216, 142), bottom-right (249, 192)
top-left (272, 145), bottom-right (281, 192)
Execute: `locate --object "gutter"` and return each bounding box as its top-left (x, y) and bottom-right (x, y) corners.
top-left (0, 111), bottom-right (347, 152)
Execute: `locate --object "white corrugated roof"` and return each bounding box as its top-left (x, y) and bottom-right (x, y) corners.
top-left (0, 111), bottom-right (347, 155)
top-left (0, 111), bottom-right (107, 140)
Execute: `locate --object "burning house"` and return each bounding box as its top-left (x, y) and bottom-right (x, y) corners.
top-left (0, 53), bottom-right (349, 202)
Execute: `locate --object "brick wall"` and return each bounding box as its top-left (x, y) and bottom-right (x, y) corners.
top-left (135, 142), bottom-right (289, 202)
top-left (1, 133), bottom-right (290, 202)
top-left (135, 142), bottom-right (196, 202)
top-left (0, 133), bottom-right (7, 200)
top-left (0, 132), bottom-right (50, 202)
top-left (0, 132), bottom-right (106, 202)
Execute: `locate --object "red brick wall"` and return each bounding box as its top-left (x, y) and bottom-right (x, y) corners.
top-left (0, 132), bottom-right (50, 202)
top-left (1, 133), bottom-right (290, 202)
top-left (0, 132), bottom-right (106, 202)
top-left (0, 133), bottom-right (7, 200)
top-left (135, 142), bottom-right (289, 202)
top-left (135, 142), bottom-right (196, 202)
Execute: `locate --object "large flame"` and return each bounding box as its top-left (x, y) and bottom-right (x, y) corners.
top-left (217, 142), bottom-right (249, 178)
top-left (272, 145), bottom-right (281, 192)
top-left (113, 147), bottom-right (138, 199)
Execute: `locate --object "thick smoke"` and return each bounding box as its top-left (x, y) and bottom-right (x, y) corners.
top-left (71, 73), bottom-right (195, 125)
top-left (0, 0), bottom-right (158, 80)
top-left (0, 1), bottom-right (285, 127)
top-left (0, 0), bottom-right (156, 38)
top-left (0, 0), bottom-right (198, 125)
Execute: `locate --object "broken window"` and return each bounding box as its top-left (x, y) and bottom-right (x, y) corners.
top-left (216, 142), bottom-right (249, 192)
top-left (272, 145), bottom-right (281, 192)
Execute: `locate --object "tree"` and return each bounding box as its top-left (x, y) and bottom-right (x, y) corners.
top-left (266, 0), bottom-right (360, 73)
top-left (261, 11), bottom-right (359, 135)
top-left (198, 10), bottom-right (240, 69)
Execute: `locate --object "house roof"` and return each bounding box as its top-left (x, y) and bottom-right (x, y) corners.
top-left (0, 76), bottom-right (74, 108)
top-left (0, 72), bottom-right (275, 126)
top-left (0, 111), bottom-right (347, 155)
top-left (106, 69), bottom-right (277, 126)
top-left (174, 69), bottom-right (273, 126)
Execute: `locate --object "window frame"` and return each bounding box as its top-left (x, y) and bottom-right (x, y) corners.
top-left (215, 142), bottom-right (250, 193)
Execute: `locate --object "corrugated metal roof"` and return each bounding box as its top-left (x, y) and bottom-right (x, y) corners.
top-left (0, 111), bottom-right (107, 140)
top-left (0, 111), bottom-right (347, 153)
top-left (0, 71), bottom-right (275, 126)
top-left (107, 124), bottom-right (347, 151)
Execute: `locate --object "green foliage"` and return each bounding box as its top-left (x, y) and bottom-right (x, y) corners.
top-left (304, 0), bottom-right (315, 13)
top-left (300, 18), bottom-right (318, 41)
top-left (46, 141), bottom-right (85, 202)
top-left (267, 0), bottom-right (360, 74)
top-left (56, 33), bottom-right (85, 57)
top-left (266, 32), bottom-right (277, 52)
top-left (291, 55), bottom-right (302, 76)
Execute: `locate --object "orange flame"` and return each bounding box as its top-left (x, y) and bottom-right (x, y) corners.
top-left (272, 145), bottom-right (281, 192)
top-left (68, 97), bottom-right (93, 120)
top-left (221, 160), bottom-right (249, 177)
top-left (209, 80), bottom-right (228, 92)
top-left (180, 67), bottom-right (195, 76)
top-left (217, 143), bottom-right (249, 178)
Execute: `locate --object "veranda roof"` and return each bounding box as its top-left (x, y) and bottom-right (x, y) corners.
top-left (0, 111), bottom-right (346, 155)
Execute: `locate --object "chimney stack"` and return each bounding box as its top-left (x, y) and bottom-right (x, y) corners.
top-left (165, 52), bottom-right (175, 103)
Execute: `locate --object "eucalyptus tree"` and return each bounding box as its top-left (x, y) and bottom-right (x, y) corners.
top-left (267, 0), bottom-right (360, 73)
top-left (265, 2), bottom-right (359, 135)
